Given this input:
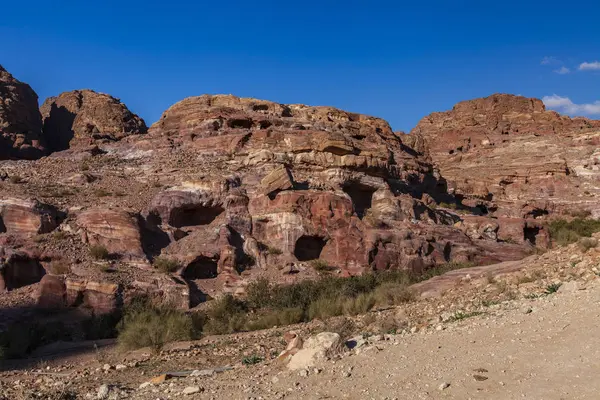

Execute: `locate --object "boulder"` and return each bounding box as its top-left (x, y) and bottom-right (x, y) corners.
top-left (0, 198), bottom-right (61, 236)
top-left (287, 332), bottom-right (341, 370)
top-left (77, 208), bottom-right (146, 262)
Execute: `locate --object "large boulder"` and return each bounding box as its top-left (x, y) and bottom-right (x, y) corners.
top-left (77, 208), bottom-right (147, 263)
top-left (40, 89), bottom-right (147, 151)
top-left (0, 65), bottom-right (45, 159)
top-left (287, 332), bottom-right (341, 370)
top-left (0, 198), bottom-right (61, 236)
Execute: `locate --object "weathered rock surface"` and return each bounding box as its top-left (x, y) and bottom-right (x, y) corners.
top-left (287, 332), bottom-right (340, 370)
top-left (0, 65), bottom-right (45, 159)
top-left (40, 89), bottom-right (147, 151)
top-left (409, 94), bottom-right (600, 220)
top-left (0, 198), bottom-right (61, 236)
top-left (77, 208), bottom-right (147, 263)
top-left (0, 93), bottom-right (539, 319)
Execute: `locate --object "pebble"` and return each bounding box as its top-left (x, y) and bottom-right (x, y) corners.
top-left (97, 384), bottom-right (110, 399)
top-left (182, 386), bottom-right (202, 395)
top-left (438, 382), bottom-right (450, 391)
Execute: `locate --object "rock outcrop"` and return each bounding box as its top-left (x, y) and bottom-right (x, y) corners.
top-left (0, 93), bottom-right (542, 318)
top-left (40, 90), bottom-right (147, 152)
top-left (0, 198), bottom-right (61, 236)
top-left (409, 94), bottom-right (600, 219)
top-left (0, 65), bottom-right (45, 159)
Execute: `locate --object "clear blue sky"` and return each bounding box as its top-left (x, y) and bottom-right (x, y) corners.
top-left (2, 0), bottom-right (599, 131)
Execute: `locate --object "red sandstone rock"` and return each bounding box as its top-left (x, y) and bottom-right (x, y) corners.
top-left (0, 65), bottom-right (45, 159)
top-left (0, 198), bottom-right (61, 236)
top-left (409, 94), bottom-right (600, 219)
top-left (77, 208), bottom-right (146, 263)
top-left (40, 89), bottom-right (147, 152)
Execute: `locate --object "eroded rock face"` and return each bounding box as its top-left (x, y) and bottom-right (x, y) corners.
top-left (409, 94), bottom-right (600, 218)
top-left (0, 198), bottom-right (61, 236)
top-left (1, 93), bottom-right (542, 318)
top-left (141, 94), bottom-right (533, 287)
top-left (41, 90), bottom-right (147, 152)
top-left (0, 251), bottom-right (46, 291)
top-left (77, 208), bottom-right (146, 263)
top-left (0, 65), bottom-right (45, 159)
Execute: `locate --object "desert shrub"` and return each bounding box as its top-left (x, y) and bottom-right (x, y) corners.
top-left (308, 297), bottom-right (344, 320)
top-left (242, 354), bottom-right (263, 365)
top-left (203, 295), bottom-right (248, 335)
top-left (94, 189), bottom-right (111, 197)
top-left (438, 202), bottom-right (457, 209)
top-left (89, 244), bottom-right (109, 260)
top-left (153, 256), bottom-right (181, 273)
top-left (578, 237), bottom-right (598, 252)
top-left (246, 277), bottom-right (273, 309)
top-left (342, 293), bottom-right (376, 316)
top-left (52, 231), bottom-right (68, 240)
top-left (117, 304), bottom-right (196, 351)
top-left (310, 259), bottom-right (332, 273)
top-left (373, 282), bottom-right (415, 306)
top-left (9, 175), bottom-right (23, 184)
top-left (48, 261), bottom-right (71, 275)
top-left (549, 218), bottom-right (600, 246)
top-left (266, 246), bottom-right (283, 255)
top-left (246, 307), bottom-right (304, 331)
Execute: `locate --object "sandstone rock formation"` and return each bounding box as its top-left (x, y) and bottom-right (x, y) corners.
top-left (0, 65), bottom-right (45, 159)
top-left (77, 208), bottom-right (147, 263)
top-left (40, 90), bottom-right (147, 152)
top-left (409, 94), bottom-right (600, 221)
top-left (0, 198), bottom-right (61, 236)
top-left (0, 93), bottom-right (540, 318)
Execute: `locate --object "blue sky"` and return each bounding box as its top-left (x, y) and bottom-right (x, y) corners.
top-left (1, 0), bottom-right (599, 131)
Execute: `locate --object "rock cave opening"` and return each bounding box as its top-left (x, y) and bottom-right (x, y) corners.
top-left (523, 226), bottom-right (541, 245)
top-left (182, 256), bottom-right (218, 280)
top-left (294, 235), bottom-right (327, 261)
top-left (169, 205), bottom-right (225, 228)
top-left (228, 118), bottom-right (253, 129)
top-left (2, 256), bottom-right (46, 291)
top-left (343, 183), bottom-right (378, 219)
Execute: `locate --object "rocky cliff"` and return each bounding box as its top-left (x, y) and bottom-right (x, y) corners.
top-left (0, 69), bottom-right (538, 320)
top-left (0, 65), bottom-right (45, 159)
top-left (409, 94), bottom-right (600, 220)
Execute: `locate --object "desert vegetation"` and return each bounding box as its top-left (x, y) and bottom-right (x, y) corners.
top-left (548, 218), bottom-right (600, 246)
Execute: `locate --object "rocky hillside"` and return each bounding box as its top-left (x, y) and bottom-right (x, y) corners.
top-left (0, 66), bottom-right (540, 329)
top-left (408, 94), bottom-right (600, 220)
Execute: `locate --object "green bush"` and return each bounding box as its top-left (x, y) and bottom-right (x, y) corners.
top-left (549, 218), bottom-right (600, 246)
top-left (246, 307), bottom-right (304, 331)
top-left (310, 259), bottom-right (332, 273)
top-left (342, 293), bottom-right (376, 316)
top-left (203, 295), bottom-right (248, 335)
top-left (89, 244), bottom-right (110, 260)
top-left (117, 304), bottom-right (198, 351)
top-left (373, 282), bottom-right (415, 306)
top-left (153, 256), bottom-right (181, 273)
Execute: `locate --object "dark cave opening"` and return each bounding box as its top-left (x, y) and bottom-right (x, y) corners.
top-left (169, 205), bottom-right (224, 228)
top-left (294, 235), bottom-right (327, 261)
top-left (343, 183), bottom-right (378, 219)
top-left (182, 256), bottom-right (219, 280)
top-left (524, 226), bottom-right (541, 245)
